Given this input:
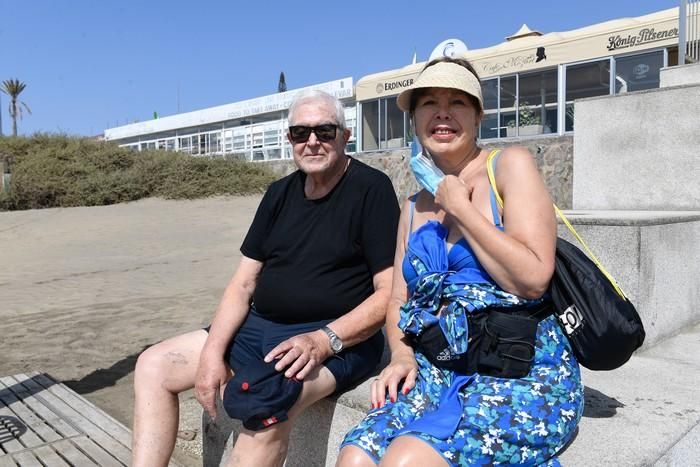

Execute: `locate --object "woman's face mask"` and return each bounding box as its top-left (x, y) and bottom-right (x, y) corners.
top-left (409, 133), bottom-right (444, 195)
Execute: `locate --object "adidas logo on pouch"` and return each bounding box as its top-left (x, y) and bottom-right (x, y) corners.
top-left (436, 348), bottom-right (459, 361)
top-left (559, 304), bottom-right (584, 335)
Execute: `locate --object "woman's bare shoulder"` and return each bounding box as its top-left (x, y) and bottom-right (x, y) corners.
top-left (495, 145), bottom-right (536, 165)
top-left (493, 146), bottom-right (540, 180)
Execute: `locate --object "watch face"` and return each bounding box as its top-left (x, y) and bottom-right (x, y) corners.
top-left (330, 337), bottom-right (343, 352)
top-left (323, 326), bottom-right (343, 353)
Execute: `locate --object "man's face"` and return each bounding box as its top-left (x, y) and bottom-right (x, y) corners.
top-left (287, 100), bottom-right (350, 176)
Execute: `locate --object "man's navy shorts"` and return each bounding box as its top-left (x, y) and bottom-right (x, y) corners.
top-left (207, 308), bottom-right (384, 393)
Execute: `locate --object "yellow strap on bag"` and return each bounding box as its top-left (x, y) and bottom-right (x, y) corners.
top-left (485, 149), bottom-right (627, 299)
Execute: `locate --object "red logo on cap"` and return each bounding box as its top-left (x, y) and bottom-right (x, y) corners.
top-left (262, 416), bottom-right (278, 427)
top-left (241, 382), bottom-right (249, 391)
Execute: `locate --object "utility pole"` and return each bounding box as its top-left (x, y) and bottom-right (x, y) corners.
top-left (0, 90), bottom-right (3, 136)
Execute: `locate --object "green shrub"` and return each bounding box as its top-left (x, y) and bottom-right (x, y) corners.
top-left (0, 134), bottom-right (276, 211)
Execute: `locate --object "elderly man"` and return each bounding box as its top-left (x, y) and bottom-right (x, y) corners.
top-left (132, 89), bottom-right (400, 466)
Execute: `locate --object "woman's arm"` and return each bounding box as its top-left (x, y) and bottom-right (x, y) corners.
top-left (435, 147), bottom-right (556, 299)
top-left (371, 198), bottom-right (419, 408)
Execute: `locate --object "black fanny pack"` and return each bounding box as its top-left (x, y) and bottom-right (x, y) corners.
top-left (411, 302), bottom-right (553, 379)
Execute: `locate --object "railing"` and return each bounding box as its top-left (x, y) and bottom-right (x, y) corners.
top-left (679, 0), bottom-right (700, 64)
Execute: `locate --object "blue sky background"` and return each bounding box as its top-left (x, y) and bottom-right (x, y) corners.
top-left (0, 0), bottom-right (678, 136)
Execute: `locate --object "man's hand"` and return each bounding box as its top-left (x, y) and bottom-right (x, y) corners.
top-left (264, 330), bottom-right (333, 380)
top-left (194, 351), bottom-right (230, 418)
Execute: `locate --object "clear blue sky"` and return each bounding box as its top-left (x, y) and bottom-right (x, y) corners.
top-left (0, 0), bottom-right (677, 136)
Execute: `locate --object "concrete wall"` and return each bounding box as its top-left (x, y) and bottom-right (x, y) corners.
top-left (484, 136), bottom-right (574, 209)
top-left (660, 62), bottom-right (700, 87)
top-left (263, 134), bottom-right (574, 208)
top-left (572, 84), bottom-right (700, 210)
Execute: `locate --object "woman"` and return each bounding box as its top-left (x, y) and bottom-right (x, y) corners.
top-left (337, 57), bottom-right (583, 466)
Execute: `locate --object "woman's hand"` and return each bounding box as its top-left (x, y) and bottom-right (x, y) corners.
top-left (434, 174), bottom-right (474, 218)
top-left (370, 351), bottom-right (418, 409)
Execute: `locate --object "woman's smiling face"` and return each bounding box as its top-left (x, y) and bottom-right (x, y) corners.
top-left (413, 87), bottom-right (482, 162)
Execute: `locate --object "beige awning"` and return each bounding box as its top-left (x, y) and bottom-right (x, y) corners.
top-left (355, 63), bottom-right (424, 101)
top-left (471, 7), bottom-right (679, 79)
top-left (506, 24), bottom-right (543, 41)
top-left (356, 7), bottom-right (680, 101)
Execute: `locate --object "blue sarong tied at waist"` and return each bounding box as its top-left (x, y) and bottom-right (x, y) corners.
top-left (396, 221), bottom-right (539, 440)
top-left (398, 221), bottom-right (531, 357)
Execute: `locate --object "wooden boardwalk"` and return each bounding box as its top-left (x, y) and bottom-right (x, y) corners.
top-left (0, 372), bottom-right (179, 466)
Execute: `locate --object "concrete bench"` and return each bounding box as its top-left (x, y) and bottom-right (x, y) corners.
top-left (201, 322), bottom-right (700, 467)
top-left (202, 212), bottom-right (700, 466)
top-left (202, 375), bottom-right (377, 467)
top-left (203, 340), bottom-right (391, 467)
top-left (203, 326), bottom-right (700, 467)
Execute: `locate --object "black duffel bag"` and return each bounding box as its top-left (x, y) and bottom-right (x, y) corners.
top-left (486, 150), bottom-right (645, 371)
top-left (549, 236), bottom-right (645, 370)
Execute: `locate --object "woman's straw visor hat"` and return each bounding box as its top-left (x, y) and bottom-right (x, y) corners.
top-left (396, 62), bottom-right (483, 113)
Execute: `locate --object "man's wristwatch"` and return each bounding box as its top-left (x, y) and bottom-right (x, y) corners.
top-left (321, 326), bottom-right (344, 355)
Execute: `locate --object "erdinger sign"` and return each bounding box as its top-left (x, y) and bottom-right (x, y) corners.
top-left (607, 27), bottom-right (678, 51)
top-left (375, 78), bottom-right (414, 95)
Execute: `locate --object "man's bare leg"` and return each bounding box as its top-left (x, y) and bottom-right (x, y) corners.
top-left (132, 329), bottom-right (209, 467)
top-left (226, 364), bottom-right (337, 467)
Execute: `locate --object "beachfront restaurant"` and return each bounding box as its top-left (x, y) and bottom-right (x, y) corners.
top-left (104, 7), bottom-right (691, 159)
top-left (103, 78), bottom-right (356, 161)
top-left (355, 7), bottom-right (683, 151)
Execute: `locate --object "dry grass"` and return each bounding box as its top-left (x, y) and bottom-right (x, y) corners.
top-left (0, 134), bottom-right (275, 210)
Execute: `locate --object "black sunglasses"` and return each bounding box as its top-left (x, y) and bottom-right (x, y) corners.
top-left (288, 124), bottom-right (338, 143)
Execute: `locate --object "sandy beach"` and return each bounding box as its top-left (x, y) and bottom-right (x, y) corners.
top-left (0, 196), bottom-right (263, 465)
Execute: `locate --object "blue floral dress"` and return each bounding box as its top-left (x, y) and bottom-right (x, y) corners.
top-left (341, 200), bottom-right (584, 466)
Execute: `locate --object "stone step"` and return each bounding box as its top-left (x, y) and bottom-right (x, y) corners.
top-left (202, 210), bottom-right (700, 466)
top-left (556, 211), bottom-right (700, 349)
top-left (203, 321), bottom-right (700, 466)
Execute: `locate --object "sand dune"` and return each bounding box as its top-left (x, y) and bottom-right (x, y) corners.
top-left (0, 196), bottom-right (263, 464)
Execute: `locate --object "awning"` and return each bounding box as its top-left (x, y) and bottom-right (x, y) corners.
top-left (355, 7), bottom-right (680, 101)
top-left (355, 63), bottom-right (423, 101)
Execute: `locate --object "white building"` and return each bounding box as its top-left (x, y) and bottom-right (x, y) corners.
top-left (104, 78), bottom-right (355, 160)
top-left (105, 7), bottom-right (694, 159)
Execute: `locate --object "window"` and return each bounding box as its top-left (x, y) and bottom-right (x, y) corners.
top-left (499, 76), bottom-right (517, 136)
top-left (209, 133), bottom-right (222, 154)
top-left (179, 136), bottom-right (192, 153)
top-left (264, 129), bottom-right (279, 147)
top-left (361, 97), bottom-right (407, 151)
top-left (516, 69), bottom-right (558, 135)
top-left (614, 51), bottom-right (664, 94)
top-left (480, 79), bottom-right (499, 140)
top-left (380, 97), bottom-right (405, 149)
top-left (361, 100), bottom-right (379, 151)
top-left (224, 129), bottom-right (233, 153)
top-left (565, 59), bottom-right (611, 131)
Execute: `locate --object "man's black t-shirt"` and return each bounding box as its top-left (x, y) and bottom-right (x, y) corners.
top-left (240, 158), bottom-right (400, 323)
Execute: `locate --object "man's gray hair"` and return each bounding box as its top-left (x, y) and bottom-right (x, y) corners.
top-left (288, 90), bottom-right (346, 130)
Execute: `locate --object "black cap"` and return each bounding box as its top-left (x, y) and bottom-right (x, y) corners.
top-left (223, 360), bottom-right (303, 431)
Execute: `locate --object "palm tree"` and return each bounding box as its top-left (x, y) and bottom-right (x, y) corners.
top-left (1, 79), bottom-right (32, 136)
